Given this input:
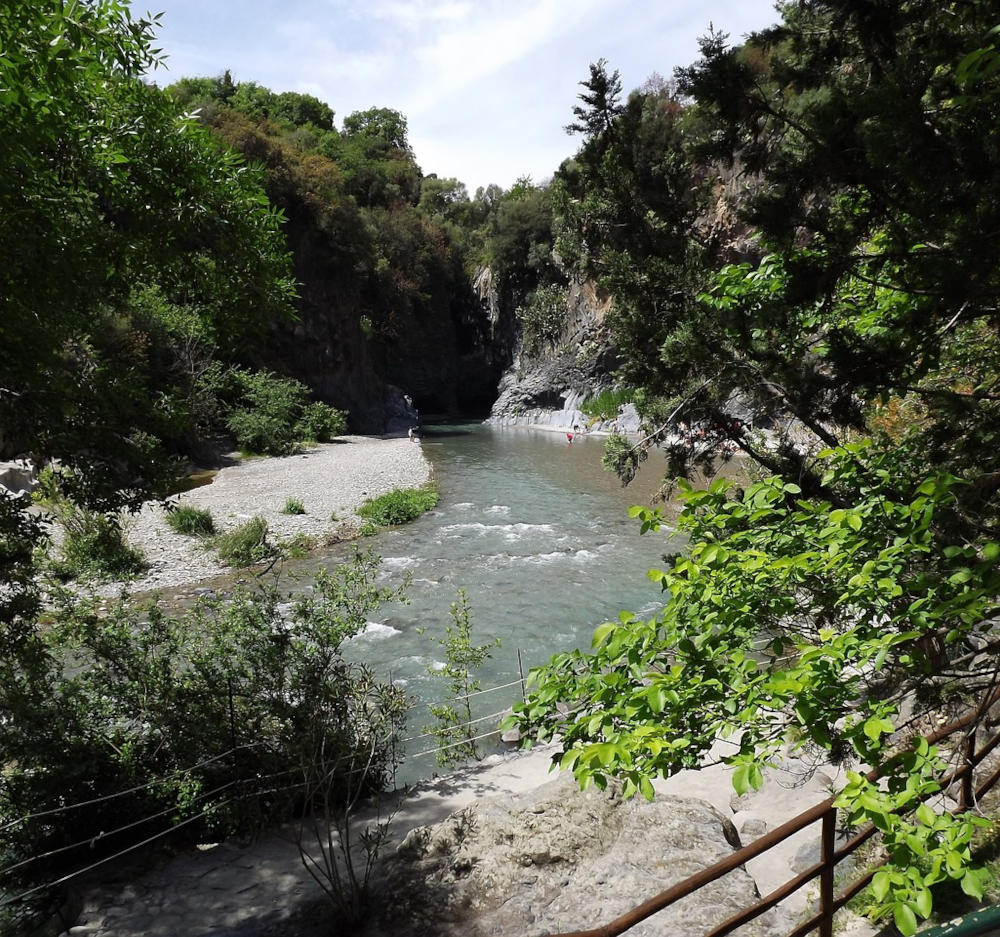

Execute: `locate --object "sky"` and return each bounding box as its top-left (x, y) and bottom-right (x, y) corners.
top-left (144, 0), bottom-right (781, 193)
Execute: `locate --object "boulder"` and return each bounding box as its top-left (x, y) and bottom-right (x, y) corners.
top-left (368, 772), bottom-right (781, 937)
top-left (0, 459), bottom-right (36, 496)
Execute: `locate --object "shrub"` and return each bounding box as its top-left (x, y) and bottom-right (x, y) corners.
top-left (516, 284), bottom-right (568, 357)
top-left (213, 516), bottom-right (274, 567)
top-left (225, 369), bottom-right (310, 456)
top-left (33, 475), bottom-right (145, 581)
top-left (1, 554), bottom-right (408, 924)
top-left (581, 386), bottom-right (636, 419)
top-left (165, 504), bottom-right (216, 536)
top-left (356, 485), bottom-right (439, 531)
top-left (55, 509), bottom-right (146, 581)
top-left (294, 401), bottom-right (347, 443)
top-left (223, 368), bottom-right (349, 456)
top-left (282, 498), bottom-right (306, 515)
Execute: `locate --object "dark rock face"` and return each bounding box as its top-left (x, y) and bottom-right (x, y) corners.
top-left (368, 773), bottom-right (781, 937)
top-left (255, 202), bottom-right (510, 432)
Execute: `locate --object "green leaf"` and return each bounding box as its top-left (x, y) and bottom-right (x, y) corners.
top-left (592, 622), bottom-right (615, 648)
top-left (560, 749), bottom-right (581, 771)
top-left (961, 869), bottom-right (984, 900)
top-left (893, 902), bottom-right (918, 936)
top-left (646, 684), bottom-right (668, 713)
top-left (863, 716), bottom-right (894, 741)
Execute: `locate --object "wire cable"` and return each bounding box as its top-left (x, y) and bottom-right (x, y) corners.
top-left (0, 795), bottom-right (236, 908)
top-left (400, 707), bottom-right (510, 745)
top-left (0, 742), bottom-right (265, 834)
top-left (451, 678), bottom-right (525, 701)
top-left (0, 778), bottom-right (238, 880)
top-left (408, 727), bottom-right (504, 759)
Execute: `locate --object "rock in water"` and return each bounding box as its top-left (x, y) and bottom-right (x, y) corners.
top-left (369, 773), bottom-right (780, 936)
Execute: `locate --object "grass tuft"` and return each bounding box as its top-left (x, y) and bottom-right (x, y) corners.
top-left (357, 485), bottom-right (439, 534)
top-left (580, 386), bottom-right (636, 419)
top-left (166, 504), bottom-right (216, 537)
top-left (213, 516), bottom-right (274, 567)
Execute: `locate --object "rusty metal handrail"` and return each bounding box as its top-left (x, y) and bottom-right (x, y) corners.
top-left (550, 686), bottom-right (1000, 937)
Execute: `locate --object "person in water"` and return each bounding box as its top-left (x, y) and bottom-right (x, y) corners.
top-left (408, 426), bottom-right (418, 443)
top-left (566, 432), bottom-right (574, 445)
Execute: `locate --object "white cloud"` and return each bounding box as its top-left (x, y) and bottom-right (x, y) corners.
top-left (149, 0), bottom-right (782, 190)
top-left (368, 1), bottom-right (474, 28)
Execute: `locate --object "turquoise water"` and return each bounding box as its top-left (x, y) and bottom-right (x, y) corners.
top-left (297, 422), bottom-right (679, 778)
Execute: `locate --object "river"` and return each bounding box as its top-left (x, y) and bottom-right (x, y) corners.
top-left (292, 422), bottom-right (681, 780)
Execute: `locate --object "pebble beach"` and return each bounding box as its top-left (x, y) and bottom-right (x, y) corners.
top-left (96, 435), bottom-right (431, 597)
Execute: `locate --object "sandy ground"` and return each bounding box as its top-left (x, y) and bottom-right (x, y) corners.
top-left (88, 435), bottom-right (431, 597)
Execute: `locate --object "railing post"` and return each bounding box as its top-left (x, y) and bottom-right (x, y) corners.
top-left (819, 808), bottom-right (836, 937)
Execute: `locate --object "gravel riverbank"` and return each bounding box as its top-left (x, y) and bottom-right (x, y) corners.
top-left (91, 435), bottom-right (431, 597)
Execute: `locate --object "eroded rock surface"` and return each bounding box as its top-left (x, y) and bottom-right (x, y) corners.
top-left (367, 773), bottom-right (781, 937)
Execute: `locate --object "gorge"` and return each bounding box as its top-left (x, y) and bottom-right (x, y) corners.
top-left (6, 2), bottom-right (1000, 934)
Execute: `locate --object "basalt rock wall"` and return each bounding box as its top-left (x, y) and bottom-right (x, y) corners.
top-left (253, 204), bottom-right (508, 433)
top-left (489, 276), bottom-right (617, 425)
top-left (488, 160), bottom-right (763, 429)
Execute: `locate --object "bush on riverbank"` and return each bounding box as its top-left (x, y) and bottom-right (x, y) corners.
top-left (32, 470), bottom-right (146, 582)
top-left (0, 554), bottom-right (407, 926)
top-left (357, 484), bottom-right (439, 534)
top-left (222, 368), bottom-right (347, 456)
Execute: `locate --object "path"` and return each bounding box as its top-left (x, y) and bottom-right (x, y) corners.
top-left (64, 744), bottom-right (880, 937)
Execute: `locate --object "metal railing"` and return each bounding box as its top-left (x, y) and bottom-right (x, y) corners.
top-left (550, 688), bottom-right (1000, 937)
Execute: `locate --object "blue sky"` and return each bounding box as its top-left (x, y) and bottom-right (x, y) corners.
top-left (145, 0), bottom-right (780, 192)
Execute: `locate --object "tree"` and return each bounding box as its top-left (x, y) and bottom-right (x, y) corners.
top-left (565, 57), bottom-right (624, 139)
top-left (417, 176), bottom-right (470, 224)
top-left (514, 5), bottom-right (1000, 930)
top-left (342, 107), bottom-right (412, 155)
top-left (0, 0), bottom-right (295, 512)
top-left (422, 590), bottom-right (500, 767)
top-left (515, 445), bottom-right (999, 927)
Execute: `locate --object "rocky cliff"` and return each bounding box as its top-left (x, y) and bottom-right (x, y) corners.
top-left (256, 205), bottom-right (508, 433)
top-left (488, 277), bottom-right (618, 427)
